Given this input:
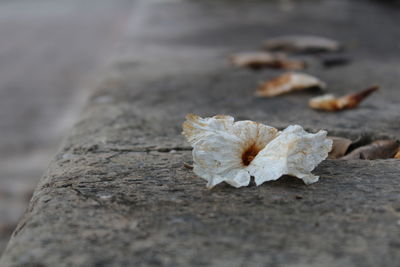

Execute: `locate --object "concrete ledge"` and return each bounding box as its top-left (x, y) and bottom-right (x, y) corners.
top-left (2, 1), bottom-right (400, 266)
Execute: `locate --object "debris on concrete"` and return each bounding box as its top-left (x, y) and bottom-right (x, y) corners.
top-left (309, 86), bottom-right (379, 111)
top-left (229, 51), bottom-right (305, 70)
top-left (256, 72), bottom-right (326, 97)
top-left (263, 35), bottom-right (341, 53)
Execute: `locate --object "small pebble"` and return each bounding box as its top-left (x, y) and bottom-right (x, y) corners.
top-left (183, 162), bottom-right (194, 169)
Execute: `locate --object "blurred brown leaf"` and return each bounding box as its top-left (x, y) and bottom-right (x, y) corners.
top-left (328, 136), bottom-right (352, 159)
top-left (394, 149), bottom-right (400, 159)
top-left (256, 72), bottom-right (325, 97)
top-left (229, 52), bottom-right (305, 70)
top-left (341, 140), bottom-right (399, 160)
top-left (263, 35), bottom-right (341, 53)
top-left (309, 86), bottom-right (379, 111)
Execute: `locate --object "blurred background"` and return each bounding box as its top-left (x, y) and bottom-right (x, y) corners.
top-left (0, 0), bottom-right (134, 253)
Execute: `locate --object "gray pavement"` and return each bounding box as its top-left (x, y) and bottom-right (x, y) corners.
top-left (0, 0), bottom-right (134, 254)
top-left (1, 0), bottom-right (400, 266)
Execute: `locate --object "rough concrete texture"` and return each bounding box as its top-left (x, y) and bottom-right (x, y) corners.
top-left (1, 0), bottom-right (400, 266)
top-left (0, 0), bottom-right (134, 254)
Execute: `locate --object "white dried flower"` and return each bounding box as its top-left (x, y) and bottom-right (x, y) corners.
top-left (182, 114), bottom-right (332, 188)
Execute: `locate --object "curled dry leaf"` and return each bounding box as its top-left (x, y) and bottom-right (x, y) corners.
top-left (229, 52), bottom-right (305, 70)
top-left (263, 35), bottom-right (341, 53)
top-left (394, 149), bottom-right (400, 159)
top-left (328, 136), bottom-right (352, 159)
top-left (341, 140), bottom-right (399, 160)
top-left (182, 114), bottom-right (332, 188)
top-left (256, 72), bottom-right (326, 97)
top-left (309, 86), bottom-right (379, 111)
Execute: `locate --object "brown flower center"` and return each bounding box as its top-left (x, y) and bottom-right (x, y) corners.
top-left (241, 143), bottom-right (261, 166)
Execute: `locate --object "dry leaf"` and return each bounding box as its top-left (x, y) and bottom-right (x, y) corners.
top-left (341, 140), bottom-right (399, 160)
top-left (309, 86), bottom-right (379, 111)
top-left (394, 149), bottom-right (400, 159)
top-left (256, 72), bottom-right (326, 97)
top-left (229, 52), bottom-right (305, 70)
top-left (328, 136), bottom-right (352, 159)
top-left (263, 35), bottom-right (341, 53)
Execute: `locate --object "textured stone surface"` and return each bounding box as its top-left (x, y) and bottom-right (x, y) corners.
top-left (1, 0), bottom-right (400, 266)
top-left (0, 0), bottom-right (134, 254)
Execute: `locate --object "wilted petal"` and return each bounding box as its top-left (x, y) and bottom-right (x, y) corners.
top-left (182, 114), bottom-right (235, 145)
top-left (231, 121), bottom-right (278, 151)
top-left (185, 115), bottom-right (278, 188)
top-left (249, 125), bottom-right (332, 185)
top-left (192, 134), bottom-right (244, 185)
top-left (183, 115), bottom-right (331, 188)
top-left (193, 163), bottom-right (251, 188)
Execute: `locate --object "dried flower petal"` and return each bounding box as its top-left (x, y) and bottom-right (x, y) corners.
top-left (182, 114), bottom-right (332, 188)
top-left (263, 35), bottom-right (341, 53)
top-left (229, 52), bottom-right (305, 70)
top-left (341, 140), bottom-right (399, 160)
top-left (256, 72), bottom-right (326, 97)
top-left (328, 136), bottom-right (352, 159)
top-left (309, 86), bottom-right (379, 111)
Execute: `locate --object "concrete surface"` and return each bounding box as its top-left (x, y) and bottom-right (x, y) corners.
top-left (0, 0), bottom-right (134, 254)
top-left (1, 0), bottom-right (400, 266)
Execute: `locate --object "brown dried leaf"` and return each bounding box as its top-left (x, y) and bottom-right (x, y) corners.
top-left (256, 72), bottom-right (326, 97)
top-left (263, 35), bottom-right (341, 53)
top-left (309, 86), bottom-right (379, 111)
top-left (341, 140), bottom-right (399, 160)
top-left (277, 60), bottom-right (306, 70)
top-left (229, 52), bottom-right (305, 70)
top-left (395, 149), bottom-right (400, 159)
top-left (328, 136), bottom-right (352, 159)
